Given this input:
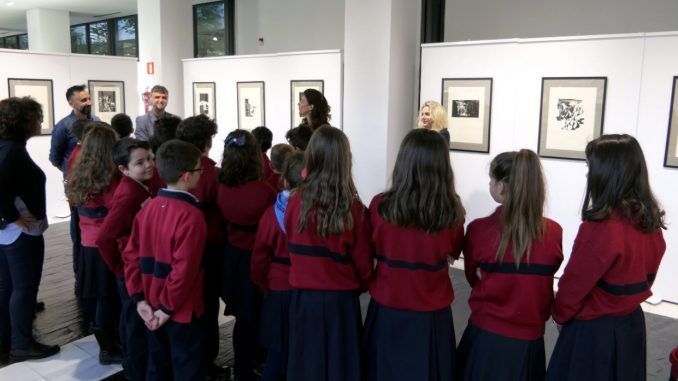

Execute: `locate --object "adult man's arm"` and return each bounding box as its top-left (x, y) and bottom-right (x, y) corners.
top-left (49, 122), bottom-right (67, 170)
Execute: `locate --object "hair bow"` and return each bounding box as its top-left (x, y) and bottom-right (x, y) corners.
top-left (225, 135), bottom-right (246, 148)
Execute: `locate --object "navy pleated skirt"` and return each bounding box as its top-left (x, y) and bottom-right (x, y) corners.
top-left (259, 290), bottom-right (291, 353)
top-left (220, 244), bottom-right (261, 319)
top-left (363, 299), bottom-right (456, 381)
top-left (455, 321), bottom-right (545, 381)
top-left (287, 289), bottom-right (362, 381)
top-left (76, 245), bottom-right (117, 299)
top-left (545, 307), bottom-right (646, 381)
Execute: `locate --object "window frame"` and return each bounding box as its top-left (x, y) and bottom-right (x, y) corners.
top-left (1, 34), bottom-right (28, 50)
top-left (192, 0), bottom-right (235, 58)
top-left (70, 14), bottom-right (138, 57)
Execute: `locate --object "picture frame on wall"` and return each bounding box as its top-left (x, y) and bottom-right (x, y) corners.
top-left (237, 81), bottom-right (265, 130)
top-left (8, 78), bottom-right (54, 135)
top-left (538, 77), bottom-right (607, 160)
top-left (290, 80), bottom-right (324, 128)
top-left (664, 76), bottom-right (678, 168)
top-left (193, 82), bottom-right (216, 121)
top-left (88, 80), bottom-right (125, 125)
top-left (441, 78), bottom-right (492, 152)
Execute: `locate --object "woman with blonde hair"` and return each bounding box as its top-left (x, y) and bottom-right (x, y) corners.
top-left (417, 100), bottom-right (450, 148)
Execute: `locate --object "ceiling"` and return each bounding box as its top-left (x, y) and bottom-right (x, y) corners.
top-left (0, 0), bottom-right (138, 36)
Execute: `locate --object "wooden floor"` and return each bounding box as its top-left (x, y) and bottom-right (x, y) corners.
top-left (1, 221), bottom-right (676, 380)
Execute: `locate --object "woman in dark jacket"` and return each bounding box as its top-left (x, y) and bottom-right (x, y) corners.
top-left (0, 97), bottom-right (60, 362)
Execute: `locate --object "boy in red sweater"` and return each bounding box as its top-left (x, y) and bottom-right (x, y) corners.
top-left (123, 139), bottom-right (206, 380)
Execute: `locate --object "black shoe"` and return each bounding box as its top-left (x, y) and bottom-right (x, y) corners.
top-left (99, 348), bottom-right (124, 365)
top-left (9, 342), bottom-right (60, 362)
top-left (207, 363), bottom-right (231, 380)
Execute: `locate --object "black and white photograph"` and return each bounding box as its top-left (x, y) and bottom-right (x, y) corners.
top-left (452, 100), bottom-right (480, 118)
top-left (237, 81), bottom-right (265, 130)
top-left (664, 76), bottom-right (678, 168)
top-left (193, 82), bottom-right (216, 121)
top-left (290, 80), bottom-right (324, 127)
top-left (8, 78), bottom-right (55, 135)
top-left (538, 77), bottom-right (607, 160)
top-left (88, 80), bottom-right (125, 124)
top-left (441, 78), bottom-right (492, 152)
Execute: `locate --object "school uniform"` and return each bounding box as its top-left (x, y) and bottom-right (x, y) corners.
top-left (364, 193), bottom-right (464, 381)
top-left (190, 156), bottom-right (223, 368)
top-left (217, 179), bottom-right (276, 381)
top-left (96, 175), bottom-right (153, 380)
top-left (265, 172), bottom-right (283, 192)
top-left (262, 153), bottom-right (273, 180)
top-left (546, 213), bottom-right (665, 381)
top-left (251, 191), bottom-right (293, 381)
top-left (456, 207), bottom-right (563, 381)
top-left (285, 192), bottom-right (373, 381)
top-left (77, 179), bottom-right (120, 329)
top-left (123, 189), bottom-right (207, 381)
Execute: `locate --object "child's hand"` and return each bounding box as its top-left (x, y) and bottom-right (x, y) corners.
top-left (136, 301), bottom-right (154, 322)
top-left (153, 310), bottom-right (171, 329)
top-left (14, 214), bottom-right (36, 232)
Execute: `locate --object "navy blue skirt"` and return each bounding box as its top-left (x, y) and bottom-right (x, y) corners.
top-left (259, 290), bottom-right (291, 353)
top-left (287, 289), bottom-right (362, 381)
top-left (76, 245), bottom-right (117, 299)
top-left (545, 307), bottom-right (646, 381)
top-left (220, 244), bottom-right (262, 319)
top-left (455, 321), bottom-right (545, 381)
top-left (363, 299), bottom-right (456, 381)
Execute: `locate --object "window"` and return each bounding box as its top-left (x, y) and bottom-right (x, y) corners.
top-left (70, 15), bottom-right (138, 57)
top-left (193, 1), bottom-right (235, 57)
top-left (1, 34), bottom-right (27, 50)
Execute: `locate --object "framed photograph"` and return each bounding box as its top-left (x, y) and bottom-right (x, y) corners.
top-left (88, 80), bottom-right (125, 124)
top-left (237, 81), bottom-right (265, 130)
top-left (290, 80), bottom-right (324, 128)
top-left (538, 77), bottom-right (607, 160)
top-left (8, 78), bottom-right (54, 135)
top-left (193, 82), bottom-right (216, 121)
top-left (665, 77), bottom-right (678, 168)
top-left (441, 78), bottom-right (492, 152)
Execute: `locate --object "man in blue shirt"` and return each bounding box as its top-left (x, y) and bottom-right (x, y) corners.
top-left (49, 84), bottom-right (100, 179)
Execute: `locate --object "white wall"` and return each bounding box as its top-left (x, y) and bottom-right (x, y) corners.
top-left (182, 50), bottom-right (342, 163)
top-left (445, 0), bottom-right (678, 42)
top-left (420, 32), bottom-right (678, 303)
top-left (0, 49), bottom-right (138, 222)
top-left (235, 0), bottom-right (345, 55)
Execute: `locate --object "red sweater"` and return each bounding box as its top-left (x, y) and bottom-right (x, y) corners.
top-left (265, 172), bottom-right (283, 192)
top-left (216, 180), bottom-right (276, 250)
top-left (368, 193), bottom-right (464, 311)
top-left (284, 192), bottom-right (373, 291)
top-left (251, 204), bottom-right (291, 292)
top-left (552, 213), bottom-right (665, 324)
top-left (262, 153), bottom-right (273, 180)
top-left (464, 207), bottom-right (563, 340)
top-left (78, 178), bottom-right (119, 248)
top-left (96, 176), bottom-right (153, 277)
top-left (190, 156), bottom-right (222, 244)
top-left (671, 347), bottom-right (678, 379)
top-left (123, 189), bottom-right (206, 323)
top-left (66, 144), bottom-right (81, 179)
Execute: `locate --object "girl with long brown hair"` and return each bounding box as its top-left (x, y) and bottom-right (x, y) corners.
top-left (285, 126), bottom-right (373, 381)
top-left (67, 123), bottom-right (123, 364)
top-left (546, 134), bottom-right (666, 381)
top-left (363, 128), bottom-right (465, 380)
top-left (456, 149), bottom-right (563, 380)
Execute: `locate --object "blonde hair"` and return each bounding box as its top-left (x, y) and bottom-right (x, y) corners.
top-left (417, 100), bottom-right (448, 132)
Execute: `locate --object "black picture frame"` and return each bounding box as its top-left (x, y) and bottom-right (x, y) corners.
top-left (440, 77), bottom-right (493, 153)
top-left (290, 79), bottom-right (324, 128)
top-left (236, 81), bottom-right (265, 130)
top-left (192, 82), bottom-right (217, 121)
top-left (8, 78), bottom-right (55, 135)
top-left (664, 76), bottom-right (678, 168)
top-left (88, 80), bottom-right (126, 124)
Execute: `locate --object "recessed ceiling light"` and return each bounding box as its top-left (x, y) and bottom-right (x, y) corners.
top-left (6, 2), bottom-right (16, 6)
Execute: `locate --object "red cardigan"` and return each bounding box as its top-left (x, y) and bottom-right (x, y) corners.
top-left (216, 180), bottom-right (276, 250)
top-left (464, 207), bottom-right (563, 340)
top-left (552, 213), bottom-right (665, 324)
top-left (251, 204), bottom-right (291, 292)
top-left (368, 193), bottom-right (464, 312)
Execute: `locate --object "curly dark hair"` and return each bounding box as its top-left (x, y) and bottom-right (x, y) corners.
top-left (149, 115), bottom-right (181, 153)
top-left (285, 126), bottom-right (313, 151)
top-left (251, 126), bottom-right (273, 152)
top-left (67, 124), bottom-right (118, 205)
top-left (0, 97), bottom-right (42, 140)
top-left (301, 89), bottom-right (330, 130)
top-left (176, 114), bottom-right (217, 152)
top-left (218, 129), bottom-right (263, 186)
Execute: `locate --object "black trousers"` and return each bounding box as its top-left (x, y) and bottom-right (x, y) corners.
top-left (146, 318), bottom-right (205, 381)
top-left (0, 233), bottom-right (44, 349)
